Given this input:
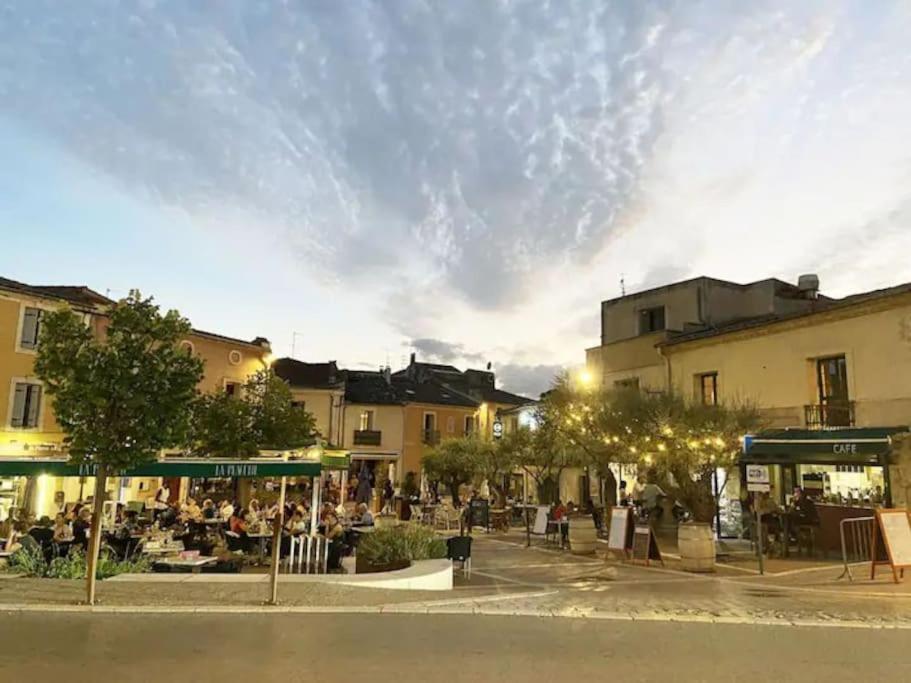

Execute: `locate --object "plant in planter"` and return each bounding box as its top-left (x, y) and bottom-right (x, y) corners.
top-left (355, 524), bottom-right (447, 574)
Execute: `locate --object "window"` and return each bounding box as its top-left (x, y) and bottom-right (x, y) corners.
top-left (698, 372), bottom-right (718, 406)
top-left (225, 382), bottom-right (240, 398)
top-left (638, 306), bottom-right (666, 334)
top-left (10, 382), bottom-right (42, 428)
top-left (446, 416), bottom-right (455, 433)
top-left (291, 400), bottom-right (305, 410)
top-left (359, 410), bottom-right (375, 431)
top-left (464, 415), bottom-right (474, 435)
top-left (817, 355), bottom-right (849, 404)
top-left (19, 307), bottom-right (43, 351)
top-left (614, 377), bottom-right (640, 390)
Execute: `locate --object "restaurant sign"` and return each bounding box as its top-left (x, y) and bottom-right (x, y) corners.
top-left (0, 458), bottom-right (321, 478)
top-left (746, 464), bottom-right (770, 493)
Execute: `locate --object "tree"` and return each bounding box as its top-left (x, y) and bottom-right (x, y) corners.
top-left (474, 437), bottom-right (513, 508)
top-left (190, 368), bottom-right (316, 456)
top-left (34, 292), bottom-right (204, 604)
top-left (422, 436), bottom-right (482, 506)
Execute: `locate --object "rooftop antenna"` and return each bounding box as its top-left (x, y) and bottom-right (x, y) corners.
top-left (620, 274), bottom-right (626, 297)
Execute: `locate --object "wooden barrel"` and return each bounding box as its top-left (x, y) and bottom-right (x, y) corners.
top-left (568, 516), bottom-right (598, 555)
top-left (677, 522), bottom-right (715, 572)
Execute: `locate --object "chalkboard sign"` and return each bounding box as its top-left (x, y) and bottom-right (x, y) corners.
top-left (532, 506), bottom-right (549, 535)
top-left (631, 524), bottom-right (663, 566)
top-left (607, 506), bottom-right (633, 553)
top-left (468, 498), bottom-right (490, 532)
top-left (871, 508), bottom-right (911, 583)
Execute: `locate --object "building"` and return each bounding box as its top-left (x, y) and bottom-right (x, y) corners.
top-left (0, 276), bottom-right (272, 518)
top-left (585, 275), bottom-right (828, 391)
top-left (271, 358), bottom-right (345, 446)
top-left (274, 354), bottom-right (535, 491)
top-left (583, 273), bottom-right (911, 514)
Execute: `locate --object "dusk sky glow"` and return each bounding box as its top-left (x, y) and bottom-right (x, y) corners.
top-left (2, 1), bottom-right (910, 396)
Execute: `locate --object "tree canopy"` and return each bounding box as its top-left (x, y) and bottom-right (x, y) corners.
top-left (34, 291), bottom-right (204, 470)
top-left (190, 368), bottom-right (316, 456)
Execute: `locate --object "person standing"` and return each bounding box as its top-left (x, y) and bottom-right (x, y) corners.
top-left (153, 482), bottom-right (171, 520)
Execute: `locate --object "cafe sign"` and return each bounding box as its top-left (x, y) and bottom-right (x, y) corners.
top-left (746, 464), bottom-right (770, 493)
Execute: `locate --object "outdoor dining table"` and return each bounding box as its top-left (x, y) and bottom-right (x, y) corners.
top-left (247, 531), bottom-right (273, 558)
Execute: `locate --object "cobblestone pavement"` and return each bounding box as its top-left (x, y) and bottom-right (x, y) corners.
top-left (2, 533), bottom-right (911, 627)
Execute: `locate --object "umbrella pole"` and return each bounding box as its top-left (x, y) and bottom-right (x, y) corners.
top-left (268, 475), bottom-right (287, 605)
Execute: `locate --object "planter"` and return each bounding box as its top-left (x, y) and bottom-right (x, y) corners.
top-left (677, 522), bottom-right (715, 572)
top-left (568, 516), bottom-right (598, 555)
top-left (355, 555), bottom-right (411, 575)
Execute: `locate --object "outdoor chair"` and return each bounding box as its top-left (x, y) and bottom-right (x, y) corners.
top-left (436, 505), bottom-right (462, 532)
top-left (225, 530), bottom-right (248, 553)
top-left (446, 535), bottom-right (472, 579)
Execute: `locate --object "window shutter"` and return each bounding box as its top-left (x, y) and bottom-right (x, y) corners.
top-left (10, 383), bottom-right (26, 427)
top-left (20, 308), bottom-right (41, 349)
top-left (26, 385), bottom-right (42, 428)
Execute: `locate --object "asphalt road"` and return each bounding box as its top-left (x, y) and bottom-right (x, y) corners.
top-left (0, 612), bottom-right (900, 682)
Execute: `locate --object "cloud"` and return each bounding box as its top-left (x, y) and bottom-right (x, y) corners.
top-left (494, 363), bottom-right (565, 398)
top-left (0, 0), bottom-right (671, 311)
top-left (407, 338), bottom-right (484, 366)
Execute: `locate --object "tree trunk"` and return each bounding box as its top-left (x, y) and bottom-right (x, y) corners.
top-left (85, 467), bottom-right (107, 605)
top-left (449, 481), bottom-right (461, 507)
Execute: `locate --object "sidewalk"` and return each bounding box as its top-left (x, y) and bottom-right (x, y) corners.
top-left (3, 534), bottom-right (911, 627)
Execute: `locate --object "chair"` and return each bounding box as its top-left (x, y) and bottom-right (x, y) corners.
top-left (447, 535), bottom-right (472, 579)
top-left (410, 505), bottom-right (426, 525)
top-left (225, 530), bottom-right (247, 553)
top-left (794, 523), bottom-right (820, 558)
top-left (437, 505), bottom-right (462, 532)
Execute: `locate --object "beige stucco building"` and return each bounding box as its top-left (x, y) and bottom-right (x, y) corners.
top-left (0, 276), bottom-right (272, 518)
top-left (583, 274), bottom-right (911, 512)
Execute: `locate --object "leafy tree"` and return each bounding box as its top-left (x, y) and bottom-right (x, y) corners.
top-left (190, 368), bottom-right (315, 456)
top-left (34, 292), bottom-right (204, 604)
top-left (422, 436), bottom-right (482, 506)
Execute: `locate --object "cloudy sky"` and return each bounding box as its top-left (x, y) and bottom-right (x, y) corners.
top-left (2, 1), bottom-right (910, 397)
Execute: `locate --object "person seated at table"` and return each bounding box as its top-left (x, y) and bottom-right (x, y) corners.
top-left (319, 502), bottom-right (334, 523)
top-left (229, 508), bottom-right (248, 535)
top-left (201, 499), bottom-right (216, 520)
top-left (217, 500), bottom-right (234, 521)
top-left (66, 503), bottom-right (83, 523)
top-left (324, 512), bottom-right (346, 571)
top-left (5, 521), bottom-right (29, 553)
top-left (248, 499), bottom-right (262, 521)
top-left (285, 510), bottom-right (308, 536)
top-left (158, 503), bottom-right (180, 529)
top-left (72, 508), bottom-right (92, 550)
top-left (787, 487), bottom-right (819, 535)
top-left (353, 503), bottom-right (374, 526)
top-left (52, 512), bottom-right (72, 543)
top-left (0, 510), bottom-right (16, 542)
top-left (181, 497), bottom-right (202, 523)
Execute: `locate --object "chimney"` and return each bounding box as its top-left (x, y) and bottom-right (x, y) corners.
top-left (486, 361), bottom-right (492, 370)
top-left (409, 352), bottom-right (416, 365)
top-left (382, 366), bottom-right (391, 385)
top-left (797, 274), bottom-right (820, 300)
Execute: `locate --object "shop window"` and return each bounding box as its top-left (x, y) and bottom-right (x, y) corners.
top-left (638, 306), bottom-right (665, 334)
top-left (19, 307), bottom-right (43, 351)
top-left (697, 372), bottom-right (718, 406)
top-left (10, 382), bottom-right (42, 428)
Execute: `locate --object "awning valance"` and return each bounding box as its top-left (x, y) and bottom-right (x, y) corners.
top-left (742, 427), bottom-right (908, 466)
top-left (320, 449), bottom-right (351, 470)
top-left (0, 457), bottom-right (321, 478)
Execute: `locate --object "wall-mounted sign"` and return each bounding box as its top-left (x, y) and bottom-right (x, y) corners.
top-left (746, 464), bottom-right (770, 492)
top-left (492, 419), bottom-right (503, 439)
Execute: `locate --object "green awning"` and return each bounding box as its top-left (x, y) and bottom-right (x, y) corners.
top-left (742, 427), bottom-right (908, 466)
top-left (0, 458), bottom-right (321, 478)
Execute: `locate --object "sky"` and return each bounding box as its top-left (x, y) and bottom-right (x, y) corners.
top-left (1, 1), bottom-right (911, 397)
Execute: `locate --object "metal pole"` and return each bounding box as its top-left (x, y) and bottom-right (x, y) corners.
top-left (524, 470), bottom-right (531, 548)
top-left (309, 474), bottom-right (320, 537)
top-left (713, 469), bottom-right (722, 538)
top-left (755, 505), bottom-right (764, 575)
top-left (268, 475), bottom-right (287, 605)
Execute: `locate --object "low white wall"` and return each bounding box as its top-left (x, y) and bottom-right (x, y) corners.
top-left (109, 558), bottom-right (454, 591)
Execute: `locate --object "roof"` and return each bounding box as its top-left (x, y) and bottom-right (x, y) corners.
top-left (0, 277), bottom-right (113, 309)
top-left (601, 275), bottom-right (834, 308)
top-left (662, 281), bottom-right (911, 348)
top-left (343, 371), bottom-right (403, 406)
top-left (393, 378), bottom-right (479, 408)
top-left (190, 328), bottom-right (271, 350)
top-left (274, 358), bottom-right (342, 389)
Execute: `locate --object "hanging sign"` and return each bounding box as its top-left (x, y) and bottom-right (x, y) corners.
top-left (492, 419), bottom-right (504, 439)
top-left (746, 464), bottom-right (770, 493)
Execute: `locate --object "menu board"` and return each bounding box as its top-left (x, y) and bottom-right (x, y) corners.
top-left (631, 524), bottom-right (663, 566)
top-left (607, 506), bottom-right (632, 552)
top-left (468, 498), bottom-right (489, 531)
top-left (872, 509), bottom-right (911, 582)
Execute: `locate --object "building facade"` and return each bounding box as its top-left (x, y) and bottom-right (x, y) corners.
top-left (0, 276), bottom-right (272, 518)
top-left (583, 274), bottom-right (911, 511)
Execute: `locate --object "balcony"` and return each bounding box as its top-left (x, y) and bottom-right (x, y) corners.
top-left (804, 401), bottom-right (855, 429)
top-left (422, 429), bottom-right (441, 446)
top-left (353, 430), bottom-right (382, 446)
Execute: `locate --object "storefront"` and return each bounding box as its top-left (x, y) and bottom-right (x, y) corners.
top-left (741, 427), bottom-right (907, 554)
